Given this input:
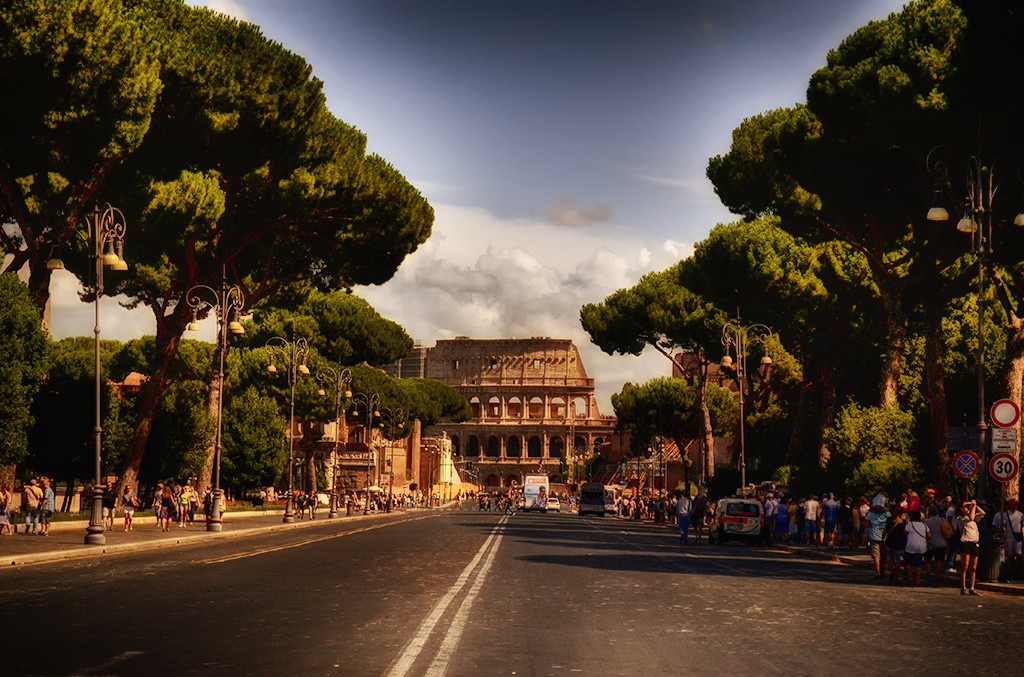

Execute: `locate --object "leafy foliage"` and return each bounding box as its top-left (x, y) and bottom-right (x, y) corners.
top-left (822, 403), bottom-right (921, 497)
top-left (0, 274), bottom-right (48, 466)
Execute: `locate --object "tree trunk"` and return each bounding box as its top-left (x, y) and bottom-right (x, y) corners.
top-left (196, 348), bottom-right (222, 494)
top-left (698, 374), bottom-right (715, 481)
top-left (0, 464), bottom-right (14, 493)
top-left (1003, 319), bottom-right (1024, 502)
top-left (877, 282), bottom-right (907, 407)
top-left (923, 313), bottom-right (951, 493)
top-left (304, 423), bottom-right (318, 493)
top-left (118, 326), bottom-right (185, 496)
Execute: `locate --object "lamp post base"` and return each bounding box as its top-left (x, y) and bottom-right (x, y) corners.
top-left (328, 491), bottom-right (339, 519)
top-left (84, 486), bottom-right (106, 545)
top-left (282, 495), bottom-right (295, 523)
top-left (206, 488), bottom-right (224, 532)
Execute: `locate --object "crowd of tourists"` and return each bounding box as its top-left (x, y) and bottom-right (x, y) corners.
top-left (690, 487), bottom-right (1023, 595)
top-left (0, 477), bottom-right (57, 536)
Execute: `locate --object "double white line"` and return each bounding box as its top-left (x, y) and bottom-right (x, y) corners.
top-left (386, 515), bottom-right (508, 677)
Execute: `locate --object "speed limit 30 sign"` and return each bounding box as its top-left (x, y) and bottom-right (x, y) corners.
top-left (989, 452), bottom-right (1019, 483)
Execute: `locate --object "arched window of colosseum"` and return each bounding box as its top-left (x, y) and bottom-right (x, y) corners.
top-left (572, 396), bottom-right (587, 418)
top-left (488, 396), bottom-right (501, 418)
top-left (506, 436), bottom-right (521, 457)
top-left (549, 436), bottom-right (564, 459)
top-left (487, 435), bottom-right (500, 457)
top-left (528, 397), bottom-right (544, 418)
top-left (574, 436), bottom-right (587, 456)
top-left (451, 436), bottom-right (460, 455)
top-left (550, 397), bottom-right (566, 419)
top-left (507, 397), bottom-right (523, 418)
top-left (527, 436), bottom-right (543, 457)
top-left (469, 397), bottom-right (481, 418)
top-left (467, 436), bottom-right (480, 456)
top-left (486, 474), bottom-right (500, 487)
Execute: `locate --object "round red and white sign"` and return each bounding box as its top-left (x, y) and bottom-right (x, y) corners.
top-left (990, 399), bottom-right (1021, 428)
top-left (989, 452), bottom-right (1019, 483)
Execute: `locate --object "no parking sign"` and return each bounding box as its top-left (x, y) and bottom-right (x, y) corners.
top-left (953, 450), bottom-right (980, 479)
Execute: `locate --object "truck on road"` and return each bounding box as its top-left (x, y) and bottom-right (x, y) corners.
top-left (522, 474), bottom-right (549, 512)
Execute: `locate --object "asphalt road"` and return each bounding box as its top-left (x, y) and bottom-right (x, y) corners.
top-left (2, 504), bottom-right (1019, 676)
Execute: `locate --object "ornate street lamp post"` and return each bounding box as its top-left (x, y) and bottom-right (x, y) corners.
top-left (185, 267), bottom-right (245, 532)
top-left (351, 393), bottom-right (381, 514)
top-left (721, 313), bottom-right (773, 489)
top-left (50, 205), bottom-right (129, 546)
top-left (316, 366), bottom-right (352, 518)
top-left (927, 146), bottom-right (1024, 505)
top-left (265, 334), bottom-right (310, 523)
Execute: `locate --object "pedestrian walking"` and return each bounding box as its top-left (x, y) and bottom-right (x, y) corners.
top-left (22, 478), bottom-right (42, 535)
top-left (0, 485), bottom-right (13, 536)
top-left (122, 484), bottom-right (139, 531)
top-left (178, 485), bottom-right (191, 528)
top-left (203, 486), bottom-right (213, 525)
top-left (102, 481), bottom-right (116, 531)
top-left (677, 493), bottom-right (693, 545)
top-left (159, 484), bottom-right (175, 532)
top-left (37, 477), bottom-right (56, 536)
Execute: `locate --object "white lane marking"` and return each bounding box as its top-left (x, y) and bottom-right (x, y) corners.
top-left (198, 515), bottom-right (432, 564)
top-left (424, 521), bottom-right (504, 676)
top-left (386, 516), bottom-right (508, 677)
top-left (77, 650), bottom-right (145, 674)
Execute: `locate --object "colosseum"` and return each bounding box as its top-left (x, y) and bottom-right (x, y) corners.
top-left (419, 337), bottom-right (617, 489)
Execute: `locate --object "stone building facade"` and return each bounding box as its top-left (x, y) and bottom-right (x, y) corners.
top-left (423, 337), bottom-right (616, 489)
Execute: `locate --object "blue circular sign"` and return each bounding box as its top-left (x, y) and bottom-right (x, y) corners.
top-left (953, 450), bottom-right (980, 478)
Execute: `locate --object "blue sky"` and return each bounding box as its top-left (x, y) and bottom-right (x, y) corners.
top-left (50, 0), bottom-right (907, 410)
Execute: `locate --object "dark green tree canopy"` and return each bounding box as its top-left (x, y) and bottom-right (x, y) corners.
top-left (0, 274), bottom-right (48, 466)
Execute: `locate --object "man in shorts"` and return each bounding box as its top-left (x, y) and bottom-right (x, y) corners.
top-left (865, 494), bottom-right (890, 580)
top-left (38, 477), bottom-right (55, 536)
top-left (102, 481), bottom-right (116, 530)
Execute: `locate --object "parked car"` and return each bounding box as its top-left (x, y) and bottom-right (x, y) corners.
top-left (707, 497), bottom-right (765, 546)
top-left (546, 497), bottom-right (561, 512)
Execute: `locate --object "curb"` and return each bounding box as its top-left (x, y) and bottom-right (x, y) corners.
top-left (2, 508), bottom-right (426, 568)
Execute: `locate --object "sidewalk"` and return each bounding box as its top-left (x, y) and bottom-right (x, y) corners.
top-left (630, 515), bottom-right (1024, 598)
top-left (0, 506), bottom-right (413, 568)
top-left (771, 540), bottom-right (1024, 597)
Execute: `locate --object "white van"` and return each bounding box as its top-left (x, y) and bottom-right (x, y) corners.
top-left (708, 497), bottom-right (765, 546)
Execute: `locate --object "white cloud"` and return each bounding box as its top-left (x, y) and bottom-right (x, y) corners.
top-left (46, 200), bottom-right (690, 413)
top-left (356, 202), bottom-right (692, 411)
top-left (187, 0), bottom-right (250, 21)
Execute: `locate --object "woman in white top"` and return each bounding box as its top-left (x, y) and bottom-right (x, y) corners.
top-left (957, 500), bottom-right (986, 596)
top-left (903, 511), bottom-right (930, 586)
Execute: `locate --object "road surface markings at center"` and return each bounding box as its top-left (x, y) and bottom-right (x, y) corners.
top-left (386, 515), bottom-right (508, 677)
